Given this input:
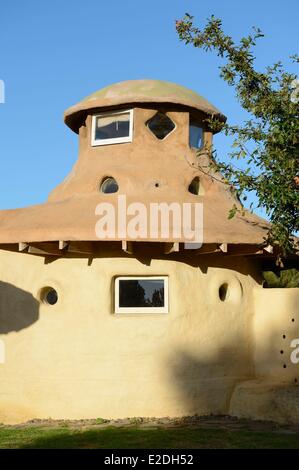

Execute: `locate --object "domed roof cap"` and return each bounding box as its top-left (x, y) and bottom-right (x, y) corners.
top-left (64, 79), bottom-right (226, 133)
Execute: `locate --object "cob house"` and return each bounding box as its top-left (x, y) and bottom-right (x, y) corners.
top-left (0, 79), bottom-right (298, 424)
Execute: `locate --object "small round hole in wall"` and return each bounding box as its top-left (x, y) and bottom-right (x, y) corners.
top-left (155, 182), bottom-right (160, 188)
top-left (219, 283), bottom-right (229, 302)
top-left (280, 350), bottom-right (284, 354)
top-left (40, 287), bottom-right (58, 306)
top-left (283, 364), bottom-right (287, 369)
top-left (283, 334), bottom-right (286, 339)
top-left (292, 318), bottom-right (295, 322)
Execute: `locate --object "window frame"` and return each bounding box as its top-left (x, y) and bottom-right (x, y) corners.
top-left (189, 115), bottom-right (205, 150)
top-left (114, 276), bottom-right (169, 314)
top-left (91, 109), bottom-right (134, 147)
top-left (146, 112), bottom-right (177, 141)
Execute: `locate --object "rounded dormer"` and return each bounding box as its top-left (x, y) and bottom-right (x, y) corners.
top-left (0, 79), bottom-right (268, 250)
top-left (64, 79), bottom-right (226, 134)
top-left (46, 80), bottom-right (226, 204)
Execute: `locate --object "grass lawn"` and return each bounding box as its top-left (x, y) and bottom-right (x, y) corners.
top-left (0, 424), bottom-right (299, 449)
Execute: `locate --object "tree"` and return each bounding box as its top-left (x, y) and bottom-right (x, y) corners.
top-left (263, 269), bottom-right (299, 288)
top-left (119, 280), bottom-right (146, 307)
top-left (176, 14), bottom-right (299, 255)
top-left (151, 288), bottom-right (164, 307)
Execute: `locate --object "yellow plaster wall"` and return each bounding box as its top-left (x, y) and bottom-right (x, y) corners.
top-left (253, 288), bottom-right (299, 382)
top-left (229, 287), bottom-right (299, 423)
top-left (0, 249), bottom-right (256, 424)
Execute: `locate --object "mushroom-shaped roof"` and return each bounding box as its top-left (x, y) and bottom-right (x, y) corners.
top-left (0, 79), bottom-right (274, 257)
top-left (64, 79), bottom-right (226, 133)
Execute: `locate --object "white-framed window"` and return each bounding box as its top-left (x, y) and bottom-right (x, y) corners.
top-left (91, 109), bottom-right (133, 146)
top-left (114, 276), bottom-right (169, 314)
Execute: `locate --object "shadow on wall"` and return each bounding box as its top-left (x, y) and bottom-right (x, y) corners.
top-left (168, 289), bottom-right (299, 420)
top-left (0, 281), bottom-right (39, 334)
top-left (168, 347), bottom-right (251, 417)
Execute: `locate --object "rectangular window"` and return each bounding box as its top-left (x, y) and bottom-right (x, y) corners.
top-left (114, 276), bottom-right (169, 314)
top-left (91, 109), bottom-right (133, 146)
top-left (189, 116), bottom-right (203, 149)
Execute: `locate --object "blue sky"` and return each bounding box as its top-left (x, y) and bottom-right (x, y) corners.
top-left (0, 0), bottom-right (298, 215)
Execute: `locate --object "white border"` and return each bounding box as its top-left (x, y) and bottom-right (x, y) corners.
top-left (115, 276), bottom-right (169, 314)
top-left (146, 113), bottom-right (177, 141)
top-left (91, 109), bottom-right (133, 146)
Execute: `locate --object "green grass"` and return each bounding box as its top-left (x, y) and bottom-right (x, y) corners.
top-left (0, 425), bottom-right (298, 449)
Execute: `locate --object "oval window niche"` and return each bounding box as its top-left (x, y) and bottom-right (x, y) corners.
top-left (39, 287), bottom-right (58, 306)
top-left (209, 275), bottom-right (243, 307)
top-left (218, 278), bottom-right (243, 304)
top-left (219, 283), bottom-right (229, 302)
top-left (188, 176), bottom-right (204, 196)
top-left (100, 177), bottom-right (119, 194)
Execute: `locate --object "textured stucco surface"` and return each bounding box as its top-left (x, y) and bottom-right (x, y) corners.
top-left (64, 79), bottom-right (226, 133)
top-left (0, 107), bottom-right (268, 245)
top-left (1, 248), bottom-right (297, 424)
top-left (0, 80), bottom-right (297, 425)
top-left (229, 288), bottom-right (299, 424)
top-left (230, 380), bottom-right (299, 424)
top-left (252, 288), bottom-right (299, 381)
top-left (0, 249), bottom-right (257, 424)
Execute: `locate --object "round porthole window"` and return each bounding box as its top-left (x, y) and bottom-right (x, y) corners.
top-left (40, 287), bottom-right (58, 306)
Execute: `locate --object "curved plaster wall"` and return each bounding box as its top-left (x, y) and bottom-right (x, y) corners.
top-left (229, 287), bottom-right (299, 424)
top-left (0, 249), bottom-right (256, 424)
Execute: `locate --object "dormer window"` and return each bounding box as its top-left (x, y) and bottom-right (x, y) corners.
top-left (189, 116), bottom-right (204, 149)
top-left (91, 109), bottom-right (133, 146)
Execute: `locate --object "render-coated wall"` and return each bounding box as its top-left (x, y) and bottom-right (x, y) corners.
top-left (0, 249), bottom-right (257, 424)
top-left (48, 108), bottom-right (211, 203)
top-left (229, 287), bottom-right (299, 424)
top-left (253, 288), bottom-right (299, 382)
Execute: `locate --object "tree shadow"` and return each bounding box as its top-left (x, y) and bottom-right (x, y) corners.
top-left (167, 348), bottom-right (251, 417)
top-left (0, 281), bottom-right (39, 334)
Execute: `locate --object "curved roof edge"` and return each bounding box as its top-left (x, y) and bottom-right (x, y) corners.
top-left (64, 79), bottom-right (227, 133)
